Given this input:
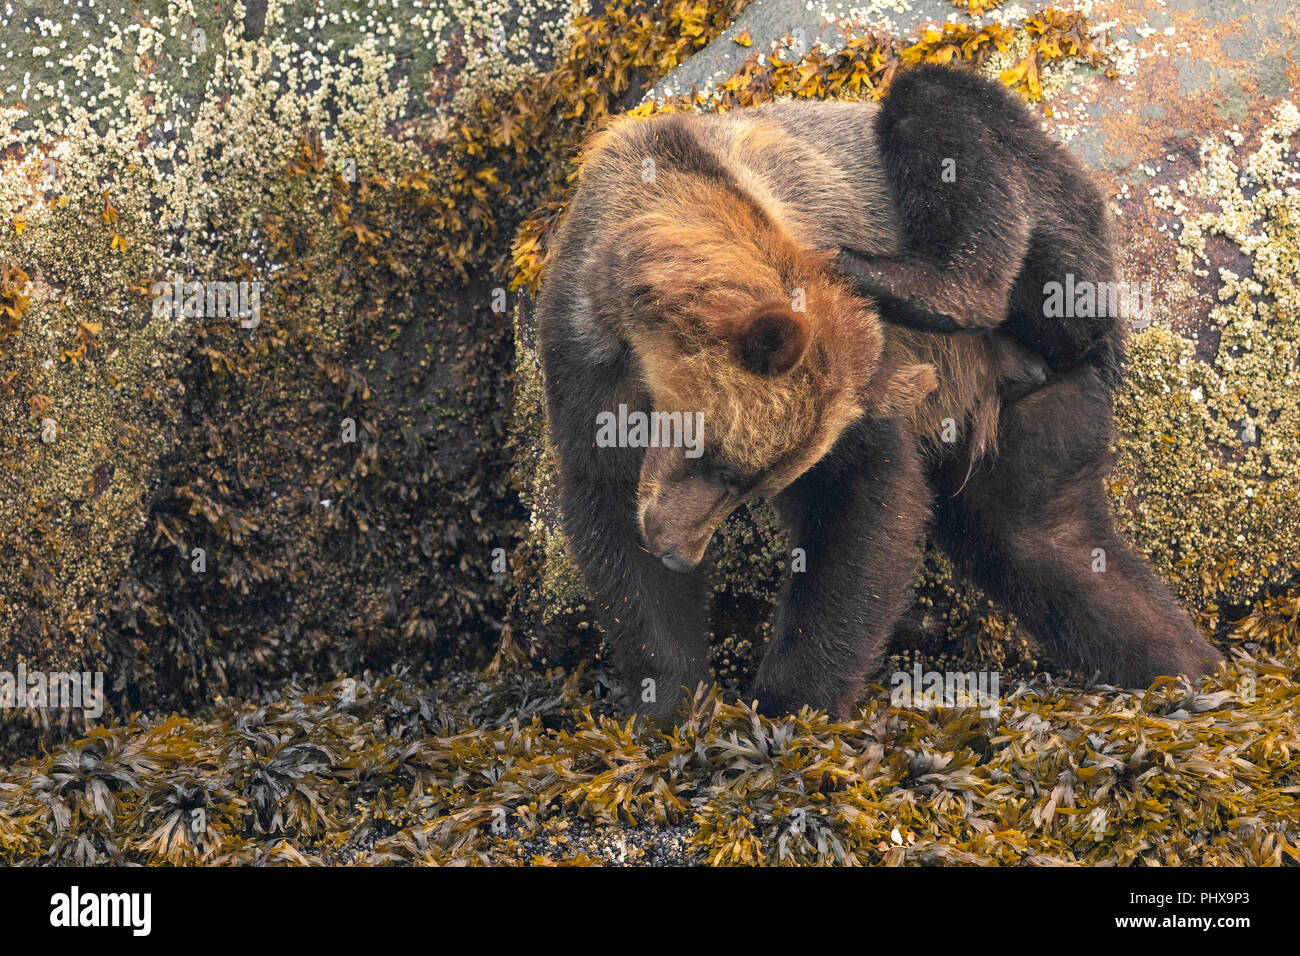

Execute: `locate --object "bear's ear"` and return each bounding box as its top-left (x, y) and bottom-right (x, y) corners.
top-left (865, 363), bottom-right (938, 416)
top-left (723, 307), bottom-right (810, 376)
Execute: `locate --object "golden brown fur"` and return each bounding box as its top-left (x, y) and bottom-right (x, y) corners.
top-left (581, 106), bottom-right (1005, 470)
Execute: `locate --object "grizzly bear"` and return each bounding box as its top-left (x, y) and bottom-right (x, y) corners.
top-left (536, 64), bottom-right (1223, 720)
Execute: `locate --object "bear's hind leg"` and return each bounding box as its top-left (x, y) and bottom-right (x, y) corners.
top-left (833, 250), bottom-right (1018, 333)
top-left (932, 368), bottom-right (1223, 686)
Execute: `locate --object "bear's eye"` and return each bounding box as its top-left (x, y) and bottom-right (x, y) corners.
top-left (714, 468), bottom-right (743, 493)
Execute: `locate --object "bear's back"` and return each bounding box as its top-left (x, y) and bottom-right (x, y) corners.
top-left (700, 100), bottom-right (899, 257)
top-left (539, 102), bottom-right (902, 360)
top-left (563, 102), bottom-right (900, 260)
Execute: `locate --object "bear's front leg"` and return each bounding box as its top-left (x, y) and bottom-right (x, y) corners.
top-left (753, 415), bottom-right (931, 718)
top-left (543, 342), bottom-right (712, 720)
top-left (565, 465), bottom-right (712, 719)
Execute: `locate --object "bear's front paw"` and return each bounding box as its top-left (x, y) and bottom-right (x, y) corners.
top-left (1145, 638), bottom-right (1225, 684)
top-left (751, 681), bottom-right (851, 720)
top-left (1109, 634), bottom-right (1226, 688)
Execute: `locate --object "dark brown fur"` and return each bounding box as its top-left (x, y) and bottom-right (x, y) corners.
top-left (834, 65), bottom-right (1125, 387)
top-left (536, 68), bottom-right (1222, 720)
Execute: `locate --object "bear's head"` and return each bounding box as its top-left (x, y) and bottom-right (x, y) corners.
top-left (610, 196), bottom-right (937, 572)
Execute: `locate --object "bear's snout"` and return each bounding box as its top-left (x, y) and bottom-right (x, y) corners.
top-left (639, 505), bottom-right (712, 573)
top-left (638, 485), bottom-right (720, 573)
top-left (657, 549), bottom-right (696, 574)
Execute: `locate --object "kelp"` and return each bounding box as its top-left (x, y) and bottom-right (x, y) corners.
top-left (1, 592), bottom-right (1296, 865)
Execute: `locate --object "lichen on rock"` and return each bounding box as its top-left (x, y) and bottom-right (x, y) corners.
top-left (1115, 100), bottom-right (1300, 614)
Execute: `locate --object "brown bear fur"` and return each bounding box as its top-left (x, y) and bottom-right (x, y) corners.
top-left (536, 68), bottom-right (1223, 719)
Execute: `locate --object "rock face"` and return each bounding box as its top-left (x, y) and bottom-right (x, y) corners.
top-left (0, 1), bottom-right (579, 738)
top-left (506, 7), bottom-right (1300, 691)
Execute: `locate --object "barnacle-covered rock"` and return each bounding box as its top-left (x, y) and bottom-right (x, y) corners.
top-left (0, 0), bottom-right (609, 748)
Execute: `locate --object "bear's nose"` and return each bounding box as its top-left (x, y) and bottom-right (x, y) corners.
top-left (657, 550), bottom-right (696, 573)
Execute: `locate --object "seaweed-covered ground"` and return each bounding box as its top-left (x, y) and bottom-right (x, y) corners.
top-left (2, 606), bottom-right (1299, 865)
top-left (1, 0), bottom-right (1298, 864)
